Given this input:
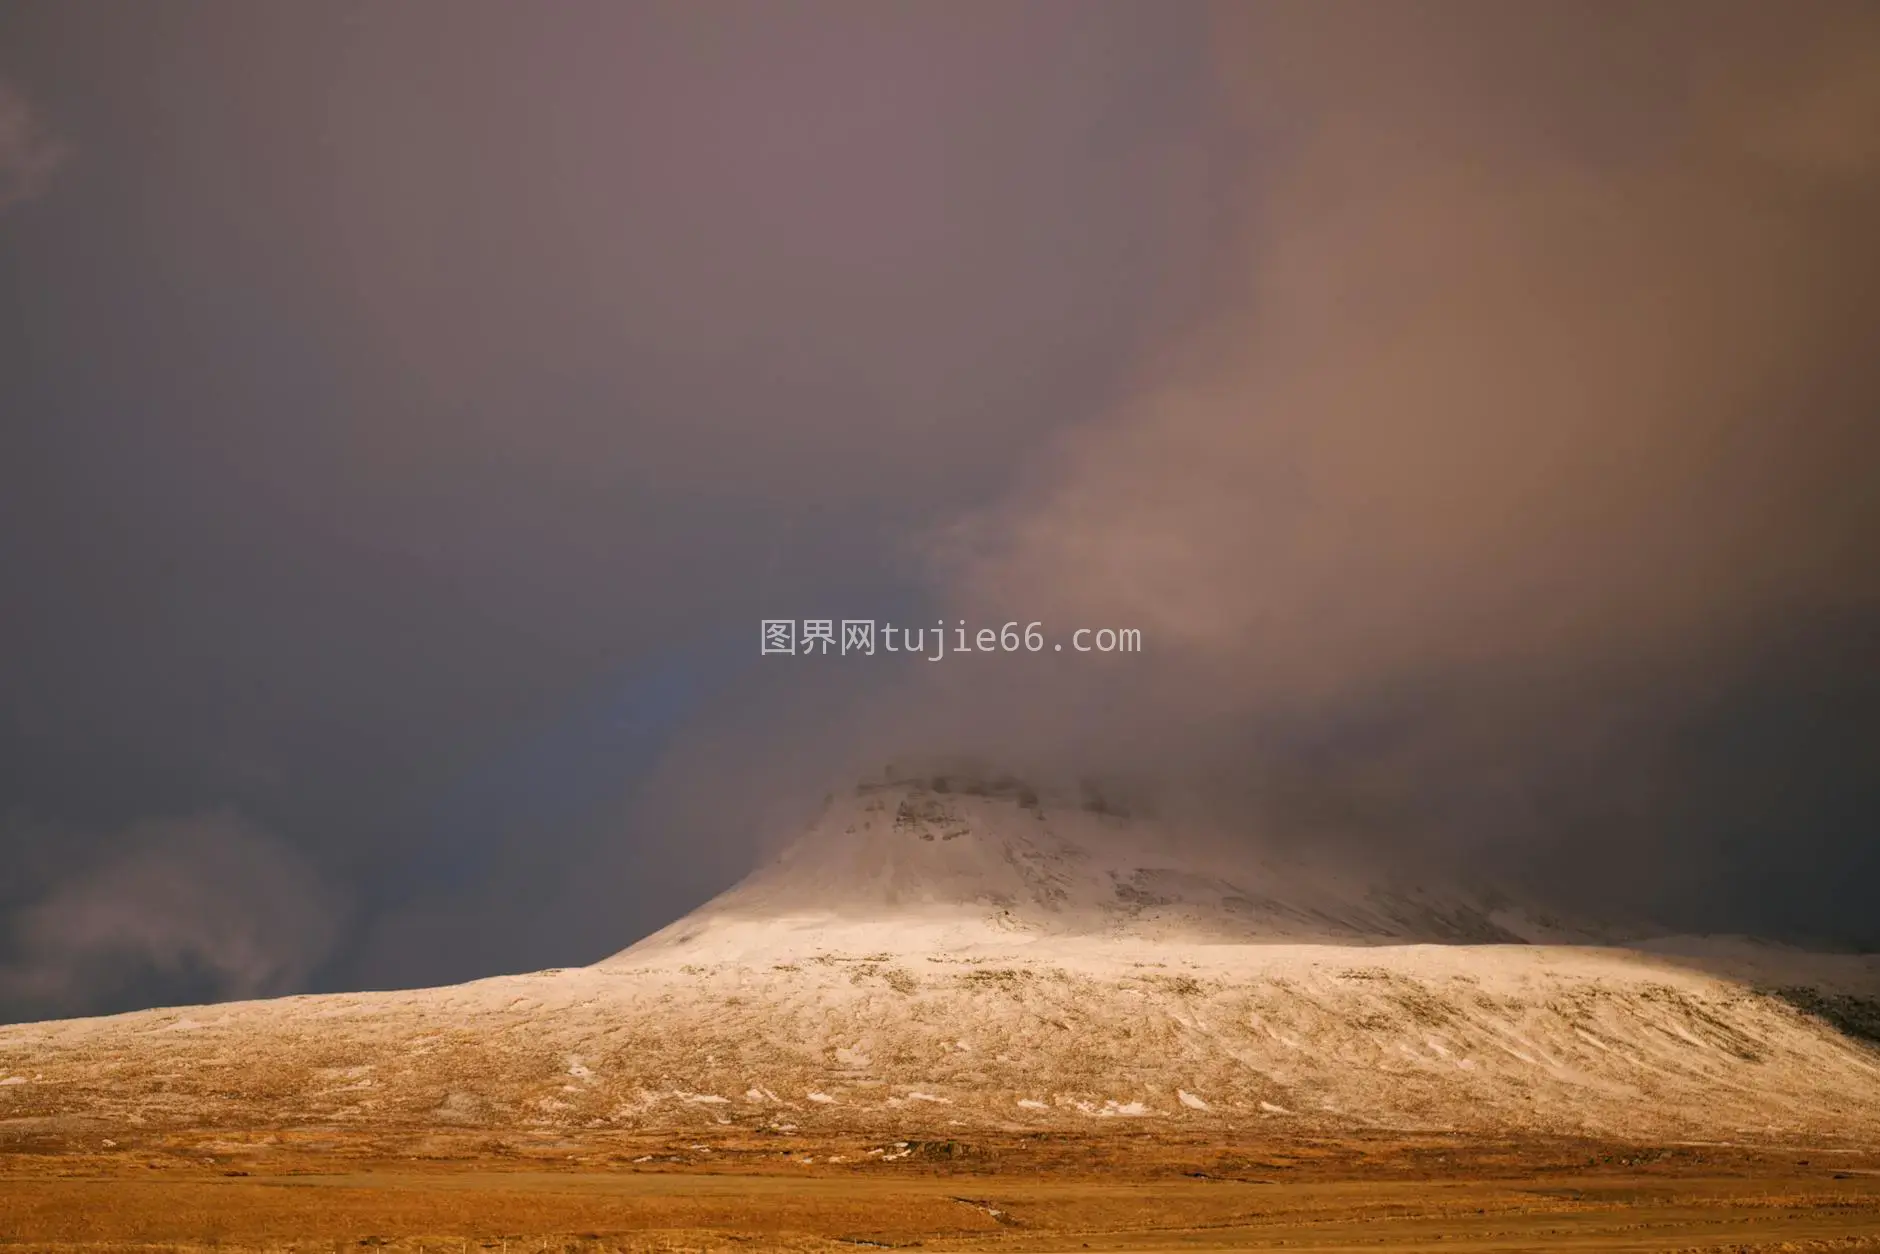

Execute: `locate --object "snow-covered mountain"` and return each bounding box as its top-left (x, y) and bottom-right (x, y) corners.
top-left (3, 770), bottom-right (1878, 1146)
top-left (613, 769), bottom-right (1590, 966)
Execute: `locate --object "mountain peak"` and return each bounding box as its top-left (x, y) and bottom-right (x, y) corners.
top-left (606, 771), bottom-right (1584, 967)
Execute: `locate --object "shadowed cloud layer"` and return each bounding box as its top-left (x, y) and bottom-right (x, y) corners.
top-left (1, 2), bottom-right (1875, 1020)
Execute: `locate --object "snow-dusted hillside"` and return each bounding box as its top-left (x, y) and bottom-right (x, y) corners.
top-left (3, 771), bottom-right (1878, 1145)
top-left (613, 770), bottom-right (1595, 966)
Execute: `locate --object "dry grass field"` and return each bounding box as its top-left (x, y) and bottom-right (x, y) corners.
top-left (3, 1127), bottom-right (1878, 1252)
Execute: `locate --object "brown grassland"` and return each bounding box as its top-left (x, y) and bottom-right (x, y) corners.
top-left (2, 1126), bottom-right (1878, 1253)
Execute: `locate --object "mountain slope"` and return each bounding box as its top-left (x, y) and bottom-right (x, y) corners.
top-left (614, 771), bottom-right (1588, 966)
top-left (3, 773), bottom-right (1878, 1147)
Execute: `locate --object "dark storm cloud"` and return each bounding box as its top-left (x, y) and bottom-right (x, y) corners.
top-left (956, 4), bottom-right (1880, 683)
top-left (3, 2), bottom-right (1876, 1022)
top-left (905, 1), bottom-right (1880, 940)
top-left (621, 3), bottom-right (1880, 951)
top-left (0, 811), bottom-right (345, 1020)
top-left (0, 1), bottom-right (1216, 1016)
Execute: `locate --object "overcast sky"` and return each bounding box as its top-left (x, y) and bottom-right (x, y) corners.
top-left (2, 2), bottom-right (1876, 1022)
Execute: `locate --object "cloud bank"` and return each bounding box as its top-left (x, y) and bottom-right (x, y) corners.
top-left (0, 78), bottom-right (64, 212)
top-left (0, 812), bottom-right (346, 1019)
top-left (756, 2), bottom-right (1880, 938)
top-left (2, 3), bottom-right (1876, 1020)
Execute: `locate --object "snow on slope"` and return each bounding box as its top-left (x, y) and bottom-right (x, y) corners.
top-left (3, 940), bottom-right (1879, 1144)
top-left (3, 771), bottom-right (1878, 1145)
top-left (612, 771), bottom-right (1588, 967)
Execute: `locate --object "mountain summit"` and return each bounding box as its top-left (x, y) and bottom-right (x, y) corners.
top-left (613, 769), bottom-right (1580, 967)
